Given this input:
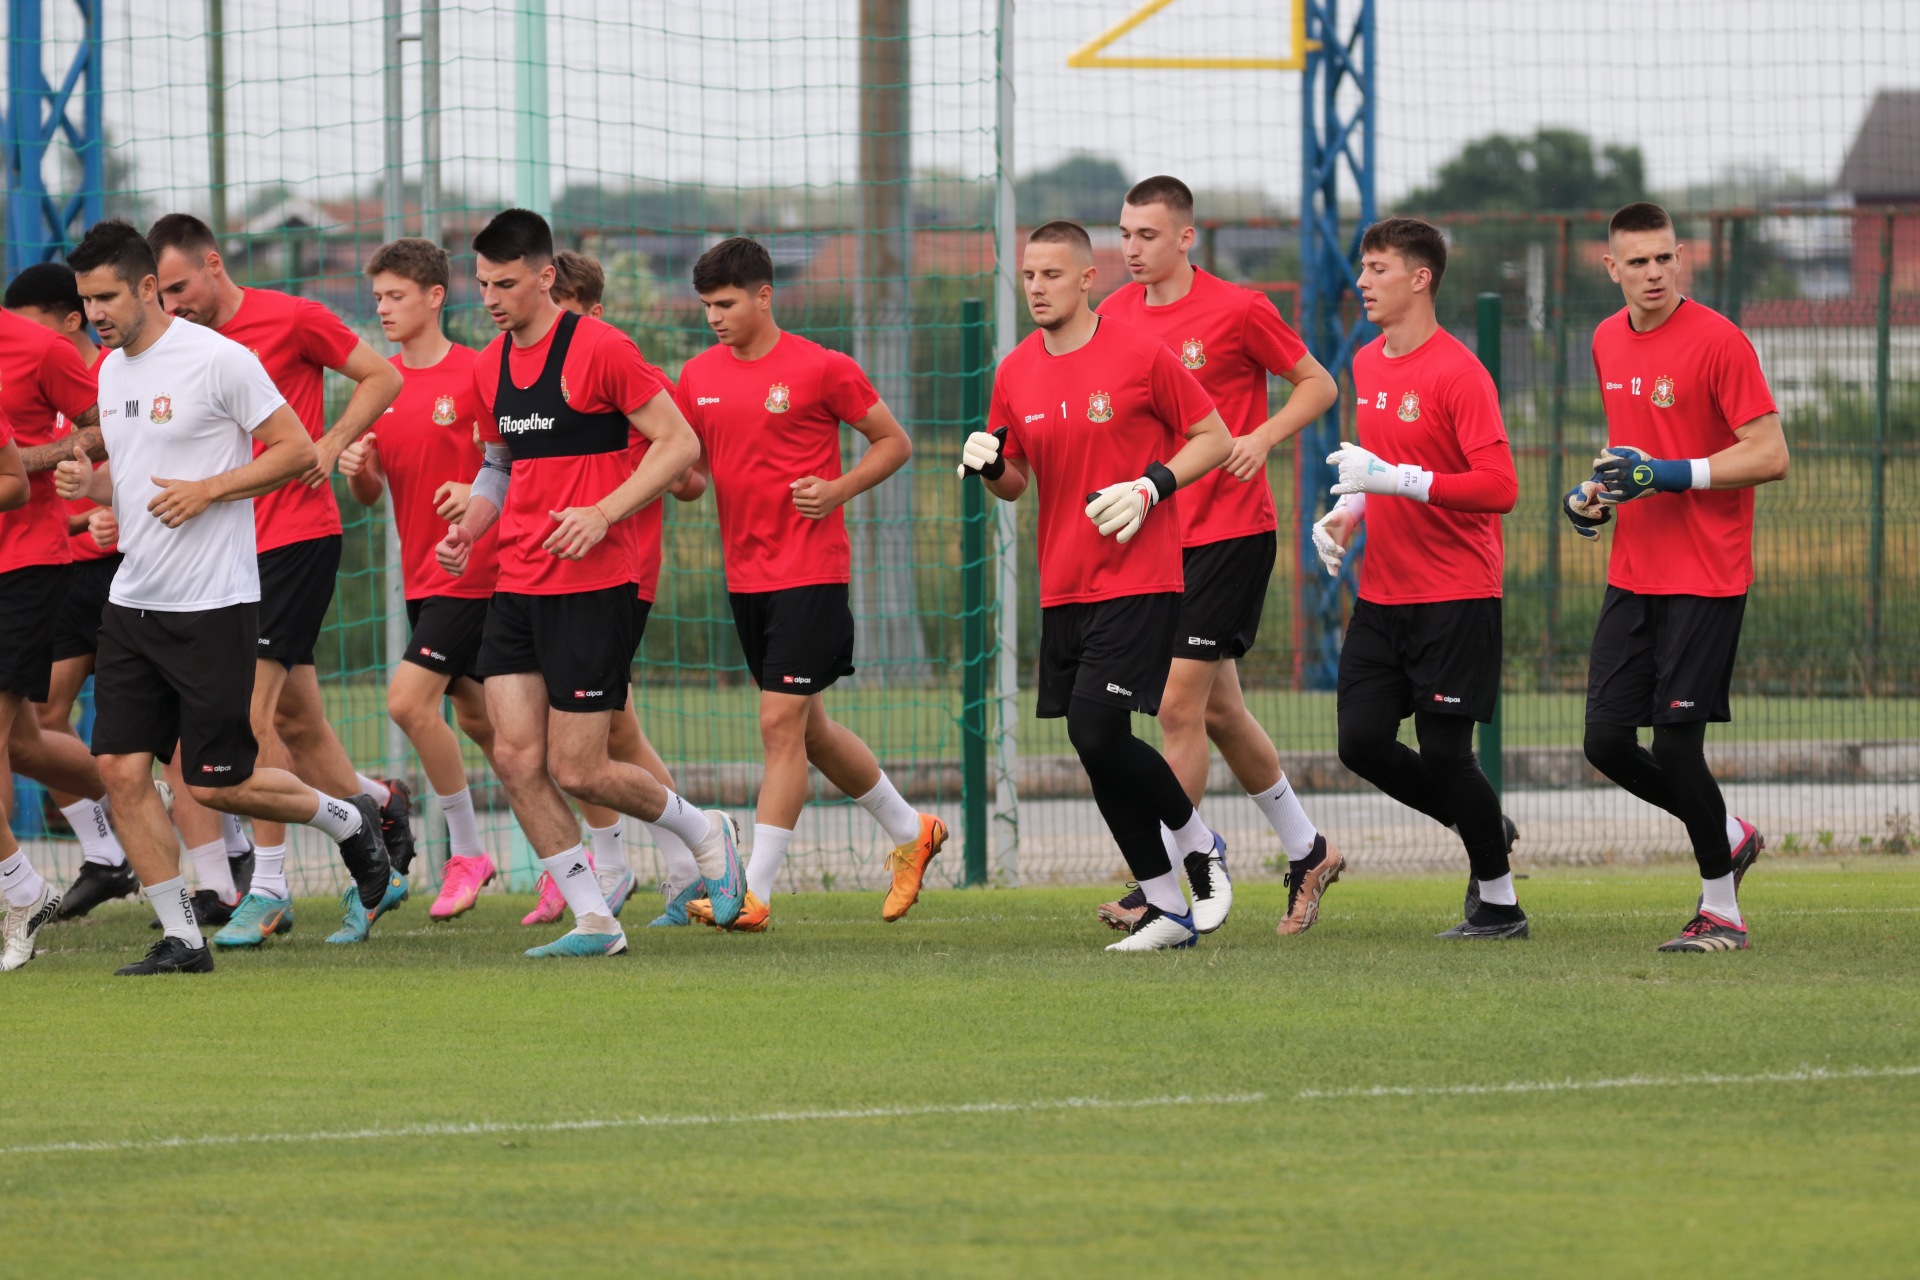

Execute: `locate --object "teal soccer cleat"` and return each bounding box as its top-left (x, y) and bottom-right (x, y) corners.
top-left (325, 873), bottom-right (409, 944)
top-left (647, 878), bottom-right (706, 928)
top-left (211, 893), bottom-right (295, 948)
top-left (525, 915), bottom-right (628, 958)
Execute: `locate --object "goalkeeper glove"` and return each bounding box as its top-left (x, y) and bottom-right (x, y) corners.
top-left (1591, 445), bottom-right (1703, 504)
top-left (957, 427), bottom-right (1009, 480)
top-left (1311, 495), bottom-right (1364, 576)
top-left (1562, 480), bottom-right (1612, 540)
top-left (1084, 462), bottom-right (1177, 544)
top-left (1327, 441), bottom-right (1433, 502)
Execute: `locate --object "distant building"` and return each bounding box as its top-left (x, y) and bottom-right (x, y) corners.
top-left (1838, 89), bottom-right (1920, 297)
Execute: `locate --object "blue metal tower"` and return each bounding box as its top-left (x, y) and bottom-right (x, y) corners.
top-left (5, 0), bottom-right (104, 278)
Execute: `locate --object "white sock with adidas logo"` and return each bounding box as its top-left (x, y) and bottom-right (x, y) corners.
top-left (540, 845), bottom-right (613, 926)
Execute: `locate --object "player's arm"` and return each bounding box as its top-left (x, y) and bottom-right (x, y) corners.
top-left (304, 339), bottom-right (404, 488)
top-left (1328, 372), bottom-right (1516, 514)
top-left (1592, 412), bottom-right (1789, 504)
top-left (668, 460), bottom-right (707, 502)
top-left (791, 399), bottom-right (909, 520)
top-left (1223, 353), bottom-right (1339, 481)
top-left (19, 419), bottom-right (103, 472)
top-left (338, 431), bottom-right (384, 506)
top-left (1084, 408), bottom-right (1230, 543)
top-left (146, 406), bottom-right (316, 528)
top-left (0, 439), bottom-right (28, 513)
top-left (544, 392), bottom-right (700, 560)
top-left (435, 443), bottom-right (508, 577)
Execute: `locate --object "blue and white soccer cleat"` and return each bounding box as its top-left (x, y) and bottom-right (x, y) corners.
top-left (524, 915), bottom-right (628, 958)
top-left (1105, 904), bottom-right (1200, 952)
top-left (648, 878), bottom-right (705, 928)
top-left (699, 812), bottom-right (746, 928)
top-left (1183, 831), bottom-right (1232, 934)
top-left (599, 867), bottom-right (637, 919)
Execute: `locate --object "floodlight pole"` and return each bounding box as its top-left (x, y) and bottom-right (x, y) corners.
top-left (5, 0), bottom-right (105, 276)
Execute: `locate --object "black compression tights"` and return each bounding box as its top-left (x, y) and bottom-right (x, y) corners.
top-left (1337, 704), bottom-right (1510, 882)
top-left (1583, 720), bottom-right (1732, 880)
top-left (1066, 697), bottom-right (1198, 884)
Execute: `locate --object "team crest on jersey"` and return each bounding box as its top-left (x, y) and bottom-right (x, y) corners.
top-left (1087, 390), bottom-right (1113, 423)
top-left (765, 382), bottom-right (791, 414)
top-left (1396, 391), bottom-right (1421, 422)
top-left (432, 394), bottom-right (458, 426)
top-left (150, 394), bottom-right (173, 424)
top-left (1180, 337), bottom-right (1207, 369)
top-left (560, 374), bottom-right (573, 404)
top-left (1651, 374), bottom-right (1676, 408)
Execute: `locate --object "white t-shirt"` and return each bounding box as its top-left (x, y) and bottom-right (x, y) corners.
top-left (97, 317), bottom-right (287, 611)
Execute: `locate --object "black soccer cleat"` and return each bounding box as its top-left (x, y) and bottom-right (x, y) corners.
top-left (115, 935), bottom-right (216, 976)
top-left (376, 778), bottom-right (417, 875)
top-left (336, 793), bottom-right (394, 911)
top-left (55, 859), bottom-right (141, 920)
top-left (1658, 911), bottom-right (1749, 952)
top-left (1463, 815), bottom-right (1521, 920)
top-left (149, 888), bottom-right (237, 930)
top-left (229, 845), bottom-right (256, 898)
top-left (1437, 902), bottom-right (1530, 940)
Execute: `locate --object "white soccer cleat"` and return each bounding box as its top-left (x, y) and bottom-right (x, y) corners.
top-left (2, 881), bottom-right (63, 972)
top-left (1183, 833), bottom-right (1233, 934)
top-left (1105, 904), bottom-right (1199, 952)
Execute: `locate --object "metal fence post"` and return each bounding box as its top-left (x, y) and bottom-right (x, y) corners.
top-left (1476, 292), bottom-right (1505, 801)
top-left (960, 298), bottom-right (990, 886)
top-left (1866, 212), bottom-right (1893, 693)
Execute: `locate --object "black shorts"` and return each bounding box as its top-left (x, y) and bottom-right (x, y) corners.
top-left (1337, 597), bottom-right (1503, 723)
top-left (403, 595), bottom-right (490, 682)
top-left (1036, 592), bottom-right (1182, 718)
top-left (0, 564), bottom-right (70, 701)
top-left (1585, 586), bottom-right (1746, 727)
top-left (91, 602), bottom-right (259, 786)
top-left (50, 554), bottom-right (122, 663)
top-left (1175, 532), bottom-right (1276, 661)
top-left (257, 534), bottom-right (341, 667)
top-left (630, 593), bottom-right (653, 664)
top-left (477, 587), bottom-right (636, 712)
top-left (729, 584), bottom-right (855, 694)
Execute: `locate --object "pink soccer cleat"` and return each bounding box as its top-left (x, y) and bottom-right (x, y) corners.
top-left (519, 852), bottom-right (595, 927)
top-left (429, 853), bottom-right (497, 920)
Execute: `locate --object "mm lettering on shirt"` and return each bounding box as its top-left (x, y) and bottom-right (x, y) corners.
top-left (1099, 269), bottom-right (1306, 548)
top-left (992, 317), bottom-right (1215, 607)
top-left (378, 345), bottom-right (499, 600)
top-left (1350, 327), bottom-right (1508, 605)
top-left (1591, 299), bottom-right (1777, 598)
top-left (0, 308), bottom-right (99, 573)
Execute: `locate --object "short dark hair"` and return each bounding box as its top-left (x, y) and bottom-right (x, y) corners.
top-left (1360, 217), bottom-right (1448, 294)
top-left (146, 212), bottom-right (219, 261)
top-left (1124, 175), bottom-right (1194, 222)
top-left (472, 208), bottom-right (554, 265)
top-left (1028, 219), bottom-right (1094, 261)
top-left (1608, 202), bottom-right (1673, 237)
top-left (692, 237), bottom-right (773, 294)
top-left (551, 250), bottom-right (606, 308)
top-left (366, 237), bottom-right (450, 291)
top-left (69, 218), bottom-right (159, 284)
top-left (4, 262), bottom-right (84, 316)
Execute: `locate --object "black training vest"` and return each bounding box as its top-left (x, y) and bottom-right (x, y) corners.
top-left (491, 310), bottom-right (630, 460)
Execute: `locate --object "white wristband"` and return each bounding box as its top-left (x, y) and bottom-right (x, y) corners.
top-left (1689, 458), bottom-right (1712, 490)
top-left (1391, 462), bottom-right (1435, 503)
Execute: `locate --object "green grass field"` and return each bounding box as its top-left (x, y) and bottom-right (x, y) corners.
top-left (8, 860), bottom-right (1918, 1277)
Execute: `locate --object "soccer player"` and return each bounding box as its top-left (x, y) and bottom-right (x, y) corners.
top-left (1098, 175), bottom-right (1343, 937)
top-left (434, 208), bottom-right (740, 958)
top-left (674, 236), bottom-right (948, 931)
top-left (56, 219), bottom-right (391, 976)
top-left (1565, 201), bottom-right (1788, 953)
top-left (961, 220), bottom-right (1232, 952)
top-left (0, 402), bottom-right (60, 968)
top-left (1309, 218), bottom-right (1523, 939)
top-left (147, 213), bottom-right (410, 929)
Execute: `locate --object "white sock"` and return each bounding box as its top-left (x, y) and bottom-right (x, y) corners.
top-left (1248, 775), bottom-right (1319, 860)
top-left (747, 824), bottom-right (793, 901)
top-left (0, 851), bottom-right (47, 908)
top-left (1477, 873), bottom-right (1518, 907)
top-left (307, 792), bottom-right (363, 841)
top-left (852, 772), bottom-right (922, 846)
top-left (356, 773), bottom-right (391, 806)
top-left (1158, 824), bottom-right (1181, 867)
top-left (1138, 869), bottom-right (1188, 916)
top-left (251, 845), bottom-right (289, 900)
top-left (437, 788), bottom-right (483, 858)
top-left (652, 790), bottom-right (712, 850)
top-left (145, 875), bottom-right (204, 947)
top-left (588, 820), bottom-right (629, 874)
top-left (645, 820), bottom-right (704, 890)
top-left (1168, 809), bottom-right (1213, 859)
top-left (1700, 872), bottom-right (1742, 925)
top-left (540, 846), bottom-right (611, 923)
top-left (222, 812), bottom-right (250, 855)
top-left (1724, 814), bottom-right (1745, 851)
top-left (187, 839), bottom-right (237, 903)
top-left (60, 799), bottom-right (126, 867)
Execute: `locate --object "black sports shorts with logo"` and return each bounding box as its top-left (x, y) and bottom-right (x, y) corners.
top-left (403, 595), bottom-right (490, 682)
top-left (1036, 592), bottom-right (1182, 718)
top-left (728, 583), bottom-right (855, 694)
top-left (257, 533), bottom-right (342, 667)
top-left (477, 585), bottom-right (636, 712)
top-left (51, 553), bottom-right (122, 662)
top-left (1174, 531), bottom-right (1276, 661)
top-left (1585, 586), bottom-right (1746, 727)
top-left (1337, 596), bottom-right (1503, 724)
top-left (0, 564), bottom-right (70, 700)
top-left (91, 601), bottom-right (260, 786)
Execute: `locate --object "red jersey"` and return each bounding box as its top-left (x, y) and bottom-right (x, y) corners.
top-left (1351, 328), bottom-right (1512, 604)
top-left (623, 362), bottom-right (675, 604)
top-left (378, 346), bottom-right (499, 599)
top-left (992, 318), bottom-right (1215, 607)
top-left (67, 495), bottom-right (114, 561)
top-left (0, 311), bottom-right (99, 572)
top-left (1591, 300), bottom-right (1777, 597)
top-left (675, 331), bottom-right (880, 594)
top-left (215, 288), bottom-right (361, 554)
top-left (1098, 270), bottom-right (1307, 547)
top-left (474, 311), bottom-right (663, 596)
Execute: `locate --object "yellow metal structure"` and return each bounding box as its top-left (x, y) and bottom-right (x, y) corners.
top-left (1066, 0), bottom-right (1314, 71)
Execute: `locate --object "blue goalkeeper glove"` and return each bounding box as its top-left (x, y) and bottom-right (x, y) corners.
top-left (1591, 445), bottom-right (1692, 505)
top-left (1562, 480), bottom-right (1611, 540)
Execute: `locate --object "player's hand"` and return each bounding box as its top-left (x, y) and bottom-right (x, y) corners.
top-left (302, 433), bottom-right (344, 489)
top-left (544, 505), bottom-right (610, 559)
top-left (790, 475), bottom-right (846, 520)
top-left (1222, 432), bottom-right (1273, 481)
top-left (1084, 477), bottom-right (1159, 544)
top-left (957, 427), bottom-right (1008, 479)
top-left (147, 476), bottom-right (214, 528)
top-left (435, 523), bottom-right (473, 575)
top-left (54, 442), bottom-right (91, 499)
top-left (433, 480), bottom-right (471, 522)
top-left (338, 432), bottom-right (375, 479)
top-left (1591, 444), bottom-right (1689, 505)
top-left (1311, 504), bottom-right (1359, 576)
top-left (1328, 441), bottom-right (1428, 499)
top-left (87, 505), bottom-right (119, 549)
top-left (1563, 479), bottom-right (1612, 540)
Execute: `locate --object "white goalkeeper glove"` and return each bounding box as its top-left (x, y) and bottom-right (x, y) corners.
top-left (1327, 441), bottom-right (1433, 503)
top-left (957, 427), bottom-right (1008, 479)
top-left (1084, 462), bottom-right (1178, 544)
top-left (1311, 494), bottom-right (1364, 576)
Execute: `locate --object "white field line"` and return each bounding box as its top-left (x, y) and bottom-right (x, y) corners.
top-left (6, 1065), bottom-right (1916, 1159)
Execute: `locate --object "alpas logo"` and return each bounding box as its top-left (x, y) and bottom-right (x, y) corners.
top-left (497, 412), bottom-right (556, 434)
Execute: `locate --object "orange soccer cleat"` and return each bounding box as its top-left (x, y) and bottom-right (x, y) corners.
top-left (881, 814), bottom-right (948, 922)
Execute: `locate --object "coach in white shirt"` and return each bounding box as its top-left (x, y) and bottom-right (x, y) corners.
top-left (58, 220), bottom-right (393, 976)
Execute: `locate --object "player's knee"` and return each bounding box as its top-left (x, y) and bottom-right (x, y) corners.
top-left (759, 703), bottom-right (808, 754)
top-left (1065, 699), bottom-right (1131, 769)
top-left (453, 705), bottom-right (493, 750)
top-left (1648, 723), bottom-right (1707, 774)
top-left (185, 784), bottom-right (235, 812)
top-left (490, 738), bottom-right (545, 786)
top-left (1336, 719), bottom-right (1393, 778)
top-left (386, 688), bottom-right (433, 735)
top-left (550, 755), bottom-right (597, 797)
top-left (1583, 722), bottom-right (1635, 775)
top-left (96, 753), bottom-right (148, 798)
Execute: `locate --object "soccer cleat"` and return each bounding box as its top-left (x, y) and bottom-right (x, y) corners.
top-left (599, 866), bottom-right (637, 919)
top-left (375, 778), bottom-right (417, 875)
top-left (882, 813), bottom-right (948, 922)
top-left (647, 878), bottom-right (705, 927)
top-left (152, 888), bottom-right (239, 930)
top-left (429, 853), bottom-right (496, 920)
top-left (326, 873), bottom-right (408, 945)
top-left (1462, 815), bottom-right (1520, 920)
top-left (524, 913), bottom-right (628, 958)
top-left (699, 812), bottom-right (746, 928)
top-left (336, 793), bottom-right (394, 911)
top-left (1658, 911), bottom-right (1749, 952)
top-left (55, 859), bottom-right (141, 920)
top-left (1097, 885), bottom-right (1148, 932)
top-left (520, 871), bottom-right (568, 926)
top-left (211, 893), bottom-right (295, 947)
top-left (688, 891), bottom-right (769, 932)
top-left (228, 846), bottom-right (255, 898)
top-left (1183, 831), bottom-right (1232, 934)
top-left (1437, 904), bottom-right (1530, 940)
top-left (1105, 903), bottom-right (1199, 952)
top-left (115, 935), bottom-right (215, 976)
top-left (1277, 834), bottom-right (1345, 936)
top-left (2, 882), bottom-right (63, 971)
